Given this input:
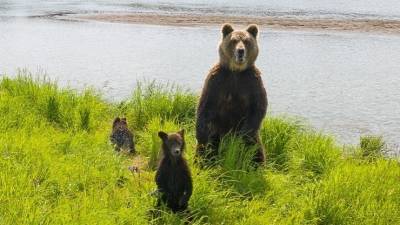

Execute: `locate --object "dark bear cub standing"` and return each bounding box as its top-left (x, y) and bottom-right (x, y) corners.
top-left (196, 24), bottom-right (268, 165)
top-left (110, 117), bottom-right (136, 154)
top-left (155, 129), bottom-right (192, 213)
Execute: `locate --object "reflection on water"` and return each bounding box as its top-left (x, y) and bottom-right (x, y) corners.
top-left (1, 18), bottom-right (400, 151)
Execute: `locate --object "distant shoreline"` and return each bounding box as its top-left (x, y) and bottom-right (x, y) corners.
top-left (66, 12), bottom-right (400, 34)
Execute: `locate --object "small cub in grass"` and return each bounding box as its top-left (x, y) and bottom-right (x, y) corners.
top-left (156, 129), bottom-right (192, 213)
top-left (110, 117), bottom-right (135, 154)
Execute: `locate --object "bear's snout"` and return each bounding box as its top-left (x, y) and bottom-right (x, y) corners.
top-left (171, 147), bottom-right (181, 156)
top-left (234, 43), bottom-right (246, 63)
top-left (237, 48), bottom-right (245, 57)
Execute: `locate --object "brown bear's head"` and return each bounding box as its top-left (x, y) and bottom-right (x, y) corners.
top-left (158, 129), bottom-right (185, 158)
top-left (112, 117), bottom-right (128, 132)
top-left (218, 23), bottom-right (259, 72)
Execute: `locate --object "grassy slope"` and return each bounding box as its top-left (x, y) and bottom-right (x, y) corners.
top-left (0, 75), bottom-right (399, 225)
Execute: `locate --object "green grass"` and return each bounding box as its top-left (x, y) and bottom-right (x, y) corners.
top-left (0, 74), bottom-right (399, 225)
top-left (359, 135), bottom-right (387, 159)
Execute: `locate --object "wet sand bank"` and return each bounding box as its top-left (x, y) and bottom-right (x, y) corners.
top-left (71, 13), bottom-right (400, 34)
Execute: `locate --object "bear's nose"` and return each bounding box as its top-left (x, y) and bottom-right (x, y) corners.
top-left (237, 48), bottom-right (245, 57)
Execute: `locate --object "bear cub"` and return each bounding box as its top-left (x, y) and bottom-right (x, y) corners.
top-left (110, 117), bottom-right (136, 154)
top-left (155, 129), bottom-right (192, 213)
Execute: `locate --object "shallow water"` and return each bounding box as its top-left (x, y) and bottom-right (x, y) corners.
top-left (1, 0), bottom-right (400, 20)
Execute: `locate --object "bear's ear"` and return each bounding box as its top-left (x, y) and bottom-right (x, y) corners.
top-left (177, 129), bottom-right (185, 139)
top-left (113, 117), bottom-right (121, 127)
top-left (158, 131), bottom-right (168, 142)
top-left (246, 24), bottom-right (258, 38)
top-left (121, 117), bottom-right (127, 125)
top-left (222, 23), bottom-right (234, 38)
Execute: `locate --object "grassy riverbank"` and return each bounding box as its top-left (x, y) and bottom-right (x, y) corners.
top-left (0, 74), bottom-right (399, 225)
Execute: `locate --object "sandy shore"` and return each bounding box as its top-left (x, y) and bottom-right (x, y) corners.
top-left (70, 13), bottom-right (400, 34)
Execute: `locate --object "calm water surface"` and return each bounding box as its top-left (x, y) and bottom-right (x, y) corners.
top-left (1, 0), bottom-right (400, 19)
top-left (0, 1), bottom-right (400, 151)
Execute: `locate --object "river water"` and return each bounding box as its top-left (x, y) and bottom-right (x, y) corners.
top-left (0, 1), bottom-right (400, 151)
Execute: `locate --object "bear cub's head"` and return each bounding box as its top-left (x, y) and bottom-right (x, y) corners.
top-left (158, 129), bottom-right (185, 158)
top-left (218, 23), bottom-right (259, 72)
top-left (112, 117), bottom-right (128, 132)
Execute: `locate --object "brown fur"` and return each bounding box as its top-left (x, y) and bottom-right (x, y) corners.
top-left (219, 24), bottom-right (259, 72)
top-left (155, 129), bottom-right (192, 213)
top-left (110, 117), bottom-right (136, 153)
top-left (196, 24), bottom-right (267, 165)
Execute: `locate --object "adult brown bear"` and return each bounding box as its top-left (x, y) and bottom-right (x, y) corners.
top-left (196, 24), bottom-right (268, 165)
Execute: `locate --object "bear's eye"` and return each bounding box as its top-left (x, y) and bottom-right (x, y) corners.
top-left (230, 38), bottom-right (239, 44)
top-left (243, 39), bottom-right (251, 46)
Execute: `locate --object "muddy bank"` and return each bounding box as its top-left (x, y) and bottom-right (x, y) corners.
top-left (71, 13), bottom-right (400, 34)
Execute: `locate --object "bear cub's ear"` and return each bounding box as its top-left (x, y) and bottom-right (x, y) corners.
top-left (222, 23), bottom-right (234, 38)
top-left (113, 117), bottom-right (121, 127)
top-left (158, 131), bottom-right (168, 142)
top-left (177, 129), bottom-right (185, 139)
top-left (246, 24), bottom-right (258, 38)
top-left (121, 117), bottom-right (127, 124)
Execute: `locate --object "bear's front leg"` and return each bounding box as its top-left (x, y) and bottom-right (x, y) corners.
top-left (178, 175), bottom-right (193, 210)
top-left (196, 134), bottom-right (220, 166)
top-left (195, 119), bottom-right (211, 162)
top-left (196, 73), bottom-right (220, 161)
top-left (240, 90), bottom-right (267, 165)
top-left (240, 110), bottom-right (265, 138)
top-left (240, 86), bottom-right (267, 137)
top-left (196, 107), bottom-right (217, 162)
